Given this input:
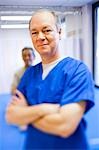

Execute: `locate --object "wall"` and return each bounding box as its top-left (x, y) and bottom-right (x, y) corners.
top-left (0, 28), bottom-right (41, 94)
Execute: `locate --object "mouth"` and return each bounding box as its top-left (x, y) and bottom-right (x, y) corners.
top-left (38, 44), bottom-right (48, 47)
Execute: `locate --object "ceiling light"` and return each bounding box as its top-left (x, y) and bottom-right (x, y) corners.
top-left (1, 24), bottom-right (29, 29)
top-left (1, 16), bottom-right (31, 21)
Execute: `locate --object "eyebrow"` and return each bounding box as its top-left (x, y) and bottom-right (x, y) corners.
top-left (30, 26), bottom-right (52, 32)
top-left (43, 26), bottom-right (52, 29)
top-left (30, 29), bottom-right (37, 32)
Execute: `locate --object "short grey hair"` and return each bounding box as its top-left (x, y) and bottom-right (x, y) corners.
top-left (29, 9), bottom-right (61, 30)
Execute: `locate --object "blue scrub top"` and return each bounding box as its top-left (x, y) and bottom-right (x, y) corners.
top-left (18, 57), bottom-right (94, 149)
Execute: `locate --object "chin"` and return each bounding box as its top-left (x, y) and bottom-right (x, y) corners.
top-left (38, 48), bottom-right (50, 54)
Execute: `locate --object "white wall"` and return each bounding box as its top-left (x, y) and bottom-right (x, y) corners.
top-left (82, 5), bottom-right (93, 73)
top-left (0, 28), bottom-right (41, 94)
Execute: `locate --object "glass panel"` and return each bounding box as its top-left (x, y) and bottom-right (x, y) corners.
top-left (94, 8), bottom-right (99, 86)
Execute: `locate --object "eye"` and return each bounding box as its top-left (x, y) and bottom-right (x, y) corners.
top-left (31, 31), bottom-right (38, 36)
top-left (43, 29), bottom-right (53, 34)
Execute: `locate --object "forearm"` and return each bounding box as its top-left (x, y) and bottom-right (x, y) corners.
top-left (5, 103), bottom-right (59, 126)
top-left (33, 101), bottom-right (86, 137)
top-left (6, 105), bottom-right (40, 125)
top-left (33, 113), bottom-right (66, 137)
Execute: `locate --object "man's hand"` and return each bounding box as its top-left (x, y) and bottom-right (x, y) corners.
top-left (10, 89), bottom-right (28, 107)
top-left (6, 90), bottom-right (28, 127)
top-left (5, 103), bottom-right (29, 125)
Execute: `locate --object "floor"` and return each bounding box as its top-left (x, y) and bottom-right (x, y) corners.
top-left (0, 94), bottom-right (26, 150)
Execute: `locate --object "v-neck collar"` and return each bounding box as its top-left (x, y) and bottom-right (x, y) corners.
top-left (39, 57), bottom-right (67, 81)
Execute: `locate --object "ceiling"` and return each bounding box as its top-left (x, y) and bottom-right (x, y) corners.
top-left (0, 0), bottom-right (98, 14)
top-left (0, 0), bottom-right (98, 28)
top-left (0, 0), bottom-right (98, 7)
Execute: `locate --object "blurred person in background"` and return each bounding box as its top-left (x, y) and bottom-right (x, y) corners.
top-left (11, 47), bottom-right (35, 95)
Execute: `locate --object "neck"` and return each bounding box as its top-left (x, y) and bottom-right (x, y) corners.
top-left (41, 53), bottom-right (60, 64)
top-left (25, 64), bottom-right (31, 68)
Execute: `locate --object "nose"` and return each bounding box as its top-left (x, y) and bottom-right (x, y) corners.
top-left (37, 32), bottom-right (45, 40)
top-left (25, 56), bottom-right (29, 60)
top-left (25, 55), bottom-right (30, 61)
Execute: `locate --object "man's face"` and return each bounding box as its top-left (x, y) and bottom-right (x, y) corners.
top-left (22, 49), bottom-right (34, 67)
top-left (29, 12), bottom-right (60, 57)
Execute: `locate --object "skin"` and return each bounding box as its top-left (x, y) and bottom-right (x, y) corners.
top-left (22, 49), bottom-right (35, 68)
top-left (6, 10), bottom-right (86, 137)
top-left (29, 11), bottom-right (61, 64)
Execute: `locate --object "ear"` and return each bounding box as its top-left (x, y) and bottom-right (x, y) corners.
top-left (58, 28), bottom-right (61, 40)
top-left (59, 28), bottom-right (61, 35)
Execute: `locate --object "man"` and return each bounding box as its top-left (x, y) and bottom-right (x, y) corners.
top-left (6, 9), bottom-right (94, 149)
top-left (11, 47), bottom-right (35, 94)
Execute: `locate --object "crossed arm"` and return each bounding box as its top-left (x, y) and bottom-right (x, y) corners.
top-left (5, 90), bottom-right (86, 137)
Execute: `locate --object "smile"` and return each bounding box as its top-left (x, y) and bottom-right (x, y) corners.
top-left (38, 44), bottom-right (48, 47)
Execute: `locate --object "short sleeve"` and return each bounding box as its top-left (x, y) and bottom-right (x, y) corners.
top-left (60, 62), bottom-right (94, 113)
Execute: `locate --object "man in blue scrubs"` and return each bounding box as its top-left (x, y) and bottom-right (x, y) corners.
top-left (6, 9), bottom-right (94, 149)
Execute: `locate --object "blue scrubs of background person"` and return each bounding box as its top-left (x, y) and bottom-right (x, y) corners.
top-left (6, 9), bottom-right (94, 149)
